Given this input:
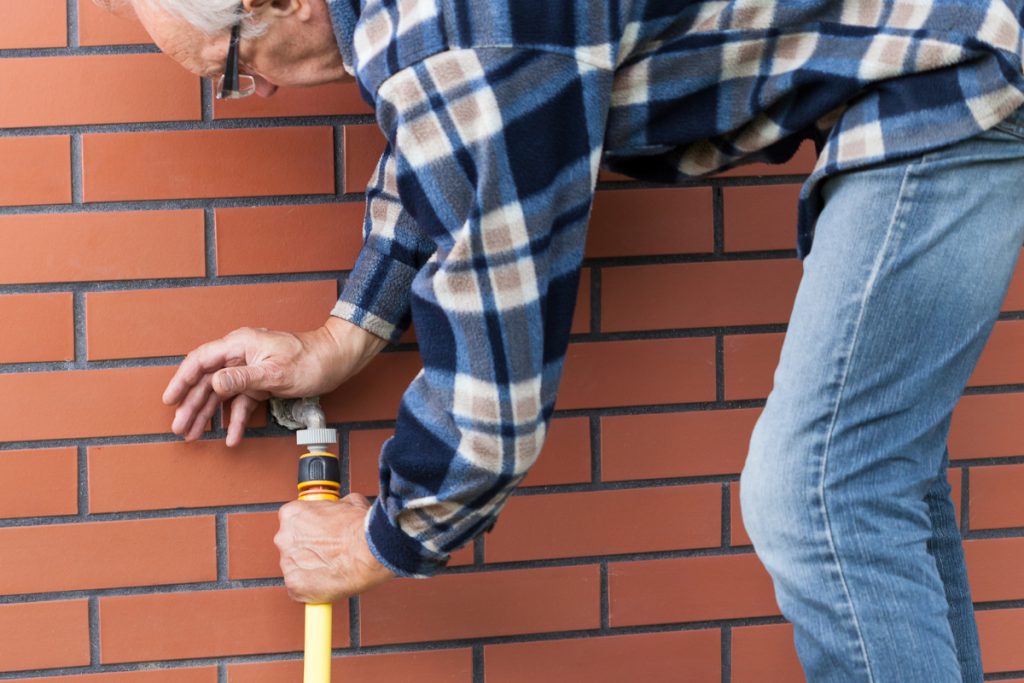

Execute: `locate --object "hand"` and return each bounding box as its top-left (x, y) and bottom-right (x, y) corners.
top-left (275, 494), bottom-right (395, 603)
top-left (162, 317), bottom-right (388, 446)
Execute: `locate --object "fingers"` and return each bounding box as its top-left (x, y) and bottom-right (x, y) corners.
top-left (185, 390), bottom-right (221, 442)
top-left (211, 362), bottom-right (283, 398)
top-left (171, 374), bottom-right (215, 438)
top-left (225, 394), bottom-right (260, 448)
top-left (163, 334), bottom-right (247, 405)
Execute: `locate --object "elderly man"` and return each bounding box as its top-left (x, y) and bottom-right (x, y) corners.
top-left (102, 0), bottom-right (1024, 680)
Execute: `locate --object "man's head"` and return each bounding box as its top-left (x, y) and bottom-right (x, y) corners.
top-left (98, 0), bottom-right (350, 97)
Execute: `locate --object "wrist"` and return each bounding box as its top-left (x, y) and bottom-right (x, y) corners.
top-left (322, 316), bottom-right (388, 377)
top-left (358, 516), bottom-right (397, 586)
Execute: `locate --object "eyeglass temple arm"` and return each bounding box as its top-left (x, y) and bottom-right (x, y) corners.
top-left (222, 23), bottom-right (242, 94)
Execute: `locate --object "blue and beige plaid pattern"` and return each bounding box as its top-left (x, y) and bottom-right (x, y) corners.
top-left (325, 0), bottom-right (1024, 576)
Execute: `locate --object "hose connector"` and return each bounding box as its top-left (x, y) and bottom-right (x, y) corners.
top-left (269, 397), bottom-right (340, 501)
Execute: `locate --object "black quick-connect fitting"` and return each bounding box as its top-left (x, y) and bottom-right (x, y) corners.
top-left (298, 453), bottom-right (341, 486)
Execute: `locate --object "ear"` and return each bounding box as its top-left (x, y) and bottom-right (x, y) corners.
top-left (243, 0), bottom-right (313, 21)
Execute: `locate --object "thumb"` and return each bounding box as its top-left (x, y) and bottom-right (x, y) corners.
top-left (212, 363), bottom-right (279, 397)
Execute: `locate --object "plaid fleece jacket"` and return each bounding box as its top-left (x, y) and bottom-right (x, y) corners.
top-left (325, 0), bottom-right (1024, 577)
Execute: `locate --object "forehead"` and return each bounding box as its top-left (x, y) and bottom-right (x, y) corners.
top-left (131, 0), bottom-right (228, 78)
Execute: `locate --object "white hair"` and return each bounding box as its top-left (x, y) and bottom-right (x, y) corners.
top-left (98, 0), bottom-right (268, 39)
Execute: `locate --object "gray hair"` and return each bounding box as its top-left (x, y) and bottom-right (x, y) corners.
top-left (97, 0), bottom-right (268, 39)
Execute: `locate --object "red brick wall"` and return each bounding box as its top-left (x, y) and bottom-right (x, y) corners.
top-left (2, 5), bottom-right (1024, 682)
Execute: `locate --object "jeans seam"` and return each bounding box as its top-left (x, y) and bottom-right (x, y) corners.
top-left (992, 120), bottom-right (1024, 141)
top-left (815, 159), bottom-right (919, 683)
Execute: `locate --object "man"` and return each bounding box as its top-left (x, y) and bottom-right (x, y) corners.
top-left (103, 0), bottom-right (1024, 680)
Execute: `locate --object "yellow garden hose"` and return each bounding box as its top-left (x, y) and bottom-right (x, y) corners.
top-left (298, 450), bottom-right (341, 683)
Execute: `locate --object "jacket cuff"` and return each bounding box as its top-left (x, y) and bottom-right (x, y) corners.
top-left (365, 498), bottom-right (448, 578)
top-left (333, 247), bottom-right (416, 344)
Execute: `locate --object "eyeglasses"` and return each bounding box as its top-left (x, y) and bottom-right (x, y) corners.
top-left (216, 7), bottom-right (256, 99)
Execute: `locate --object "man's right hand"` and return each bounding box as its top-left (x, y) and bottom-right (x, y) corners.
top-left (162, 317), bottom-right (388, 447)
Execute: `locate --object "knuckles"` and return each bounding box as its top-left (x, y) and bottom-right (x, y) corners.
top-left (342, 493), bottom-right (371, 509)
top-left (278, 501), bottom-right (302, 522)
top-left (262, 362), bottom-right (287, 388)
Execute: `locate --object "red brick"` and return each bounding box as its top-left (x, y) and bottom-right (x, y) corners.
top-left (585, 188), bottom-right (713, 258)
top-left (0, 136), bottom-right (71, 207)
top-left (0, 0), bottom-right (66, 49)
top-left (86, 280), bottom-right (337, 360)
top-left (348, 429), bottom-right (392, 494)
top-left (322, 351), bottom-right (422, 422)
top-left (83, 127), bottom-right (335, 201)
top-left (0, 600), bottom-right (89, 673)
top-left (226, 509), bottom-right (471, 581)
top-left (227, 511), bottom-right (283, 580)
top-left (715, 141), bottom-right (817, 177)
top-left (9, 669), bottom-right (217, 683)
top-left (215, 82), bottom-right (373, 119)
top-left (602, 408), bottom-right (760, 481)
top-left (970, 463), bottom-right (1024, 529)
top-left (0, 448), bottom-right (77, 519)
top-left (78, 0), bottom-right (152, 46)
top-left (597, 167), bottom-right (635, 183)
top-left (216, 203), bottom-right (363, 275)
top-left (978, 608), bottom-right (1024, 673)
top-left (360, 566), bottom-right (600, 645)
top-left (526, 416), bottom-right (592, 486)
top-left (0, 366), bottom-right (175, 442)
top-left (603, 259), bottom-right (801, 332)
top-left (0, 55), bottom-right (199, 128)
top-left (609, 554), bottom-right (778, 626)
top-left (557, 339), bottom-right (717, 410)
top-left (0, 210), bottom-right (205, 284)
top-left (965, 538), bottom-right (1024, 603)
top-left (228, 650), bottom-right (472, 683)
top-left (100, 587), bottom-right (349, 663)
top-left (0, 294), bottom-right (73, 363)
top-left (350, 417), bottom-right (591, 494)
top-left (486, 630), bottom-right (721, 683)
top-left (731, 484), bottom-right (750, 546)
top-left (723, 332), bottom-right (784, 400)
top-left (970, 320), bottom-right (1024, 387)
top-left (723, 184), bottom-right (801, 252)
top-left (344, 124), bottom-right (387, 193)
top-left (0, 517), bottom-right (214, 595)
top-left (486, 485), bottom-right (721, 562)
top-left (89, 438), bottom-right (297, 513)
top-left (731, 624), bottom-right (803, 683)
top-left (949, 393), bottom-right (1024, 461)
top-left (1004, 253), bottom-right (1024, 311)
top-left (572, 268), bottom-right (591, 334)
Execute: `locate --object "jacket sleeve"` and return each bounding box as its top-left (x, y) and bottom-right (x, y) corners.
top-left (359, 47), bottom-right (613, 577)
top-left (332, 142), bottom-right (438, 343)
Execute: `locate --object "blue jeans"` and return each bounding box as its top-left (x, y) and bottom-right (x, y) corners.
top-left (740, 104), bottom-right (1024, 682)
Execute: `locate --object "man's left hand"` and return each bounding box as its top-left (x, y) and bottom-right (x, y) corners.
top-left (275, 494), bottom-right (395, 603)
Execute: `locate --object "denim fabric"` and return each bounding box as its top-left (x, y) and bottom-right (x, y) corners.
top-left (741, 104), bottom-right (1024, 682)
